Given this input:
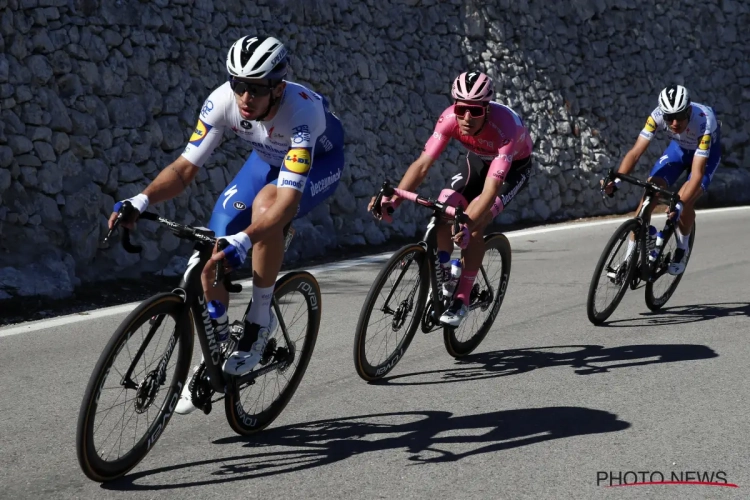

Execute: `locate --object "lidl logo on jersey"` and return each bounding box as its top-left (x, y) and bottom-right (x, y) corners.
top-left (698, 135), bottom-right (711, 150)
top-left (284, 148), bottom-right (312, 174)
top-left (189, 119), bottom-right (212, 146)
top-left (645, 116), bottom-right (657, 133)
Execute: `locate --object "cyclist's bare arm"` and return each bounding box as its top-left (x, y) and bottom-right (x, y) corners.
top-left (368, 152), bottom-right (436, 211)
top-left (143, 156), bottom-right (200, 204)
top-left (617, 135), bottom-right (650, 176)
top-left (464, 175), bottom-right (503, 231)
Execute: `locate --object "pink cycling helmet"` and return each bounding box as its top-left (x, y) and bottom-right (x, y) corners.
top-left (451, 71), bottom-right (494, 102)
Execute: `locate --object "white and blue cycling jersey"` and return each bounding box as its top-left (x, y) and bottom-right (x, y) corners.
top-left (181, 81), bottom-right (345, 237)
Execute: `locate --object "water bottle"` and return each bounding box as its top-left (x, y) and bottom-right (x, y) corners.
top-left (207, 300), bottom-right (229, 342)
top-left (648, 230), bottom-right (664, 262)
top-left (437, 250), bottom-right (451, 285)
top-left (442, 258), bottom-right (462, 298)
top-left (647, 225), bottom-right (657, 252)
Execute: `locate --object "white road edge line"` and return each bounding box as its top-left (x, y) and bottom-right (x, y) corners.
top-left (1, 204), bottom-right (747, 338)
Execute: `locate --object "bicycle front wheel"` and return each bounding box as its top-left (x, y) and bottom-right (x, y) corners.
top-left (353, 244), bottom-right (428, 381)
top-left (76, 293), bottom-right (193, 482)
top-left (586, 219), bottom-right (640, 325)
top-left (443, 233), bottom-right (512, 358)
top-left (225, 271), bottom-right (321, 435)
top-left (645, 221), bottom-right (696, 311)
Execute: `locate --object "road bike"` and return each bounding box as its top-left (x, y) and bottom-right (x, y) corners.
top-left (76, 203), bottom-right (321, 481)
top-left (353, 182), bottom-right (512, 381)
top-left (587, 170), bottom-right (696, 325)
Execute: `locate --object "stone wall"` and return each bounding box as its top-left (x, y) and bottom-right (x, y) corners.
top-left (1, 0), bottom-right (749, 299)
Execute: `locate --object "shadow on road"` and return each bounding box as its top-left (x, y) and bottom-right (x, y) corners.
top-left (103, 406), bottom-right (629, 489)
top-left (371, 343), bottom-right (717, 386)
top-left (602, 302), bottom-right (750, 327)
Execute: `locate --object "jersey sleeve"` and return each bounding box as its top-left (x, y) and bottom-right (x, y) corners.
top-left (181, 88), bottom-right (226, 168)
top-left (695, 109), bottom-right (716, 159)
top-left (638, 108), bottom-right (661, 142)
top-left (422, 108), bottom-right (455, 160)
top-left (277, 106), bottom-right (324, 192)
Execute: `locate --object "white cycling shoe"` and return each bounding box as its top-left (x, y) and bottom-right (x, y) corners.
top-left (440, 298), bottom-right (469, 327)
top-left (223, 312), bottom-right (278, 377)
top-left (176, 362), bottom-right (202, 415)
top-left (668, 247), bottom-right (689, 276)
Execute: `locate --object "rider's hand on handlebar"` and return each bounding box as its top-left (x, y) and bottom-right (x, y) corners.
top-left (600, 178), bottom-right (619, 197)
top-left (369, 195), bottom-right (400, 223)
top-left (109, 194), bottom-right (149, 230)
top-left (452, 223), bottom-right (471, 249)
top-left (210, 232), bottom-right (252, 272)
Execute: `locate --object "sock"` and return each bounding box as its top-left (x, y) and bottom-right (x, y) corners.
top-left (675, 226), bottom-right (690, 250)
top-left (454, 271), bottom-right (477, 306)
top-left (247, 284), bottom-right (274, 328)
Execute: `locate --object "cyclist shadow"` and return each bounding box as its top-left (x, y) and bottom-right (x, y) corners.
top-left (371, 343), bottom-right (718, 386)
top-left (104, 406), bottom-right (630, 489)
top-left (601, 302), bottom-right (750, 328)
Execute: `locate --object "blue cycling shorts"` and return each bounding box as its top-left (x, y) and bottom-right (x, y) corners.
top-left (208, 147), bottom-right (345, 237)
top-left (648, 126), bottom-right (722, 192)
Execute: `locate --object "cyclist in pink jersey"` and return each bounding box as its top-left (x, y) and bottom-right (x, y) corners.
top-left (369, 71), bottom-right (534, 326)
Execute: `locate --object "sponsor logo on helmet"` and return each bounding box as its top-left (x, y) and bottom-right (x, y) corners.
top-left (189, 119), bottom-right (212, 146)
top-left (311, 168), bottom-right (342, 197)
top-left (698, 135), bottom-right (711, 150)
top-left (284, 148), bottom-right (312, 174)
top-left (200, 100), bottom-right (213, 118)
top-left (233, 201), bottom-right (246, 210)
top-left (270, 48), bottom-right (288, 67)
top-left (644, 116), bottom-right (657, 133)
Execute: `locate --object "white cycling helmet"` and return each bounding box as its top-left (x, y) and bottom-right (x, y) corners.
top-left (451, 71), bottom-right (494, 103)
top-left (226, 36), bottom-right (288, 80)
top-left (658, 85), bottom-right (690, 114)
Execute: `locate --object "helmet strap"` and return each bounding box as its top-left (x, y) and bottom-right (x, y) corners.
top-left (255, 81), bottom-right (283, 121)
top-left (472, 105), bottom-right (490, 136)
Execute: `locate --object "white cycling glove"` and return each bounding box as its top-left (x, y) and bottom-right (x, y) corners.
top-left (220, 232), bottom-right (252, 268)
top-left (113, 193), bottom-right (149, 214)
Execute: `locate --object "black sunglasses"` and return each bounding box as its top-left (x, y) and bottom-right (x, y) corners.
top-left (663, 110), bottom-right (689, 122)
top-left (455, 104), bottom-right (487, 118)
top-left (229, 78), bottom-right (274, 97)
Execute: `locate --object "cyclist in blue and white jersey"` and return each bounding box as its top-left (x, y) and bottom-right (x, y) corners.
top-left (604, 84), bottom-right (721, 275)
top-left (108, 36), bottom-right (345, 413)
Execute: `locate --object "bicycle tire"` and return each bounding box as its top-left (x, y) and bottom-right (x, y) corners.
top-left (645, 221), bottom-right (696, 311)
top-left (225, 271), bottom-right (321, 435)
top-left (353, 244), bottom-right (428, 381)
top-left (76, 293), bottom-right (193, 482)
top-left (586, 219), bottom-right (641, 325)
top-left (443, 233), bottom-right (512, 358)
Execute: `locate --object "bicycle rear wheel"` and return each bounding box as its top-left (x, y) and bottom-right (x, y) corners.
top-left (225, 271), bottom-right (321, 435)
top-left (353, 244), bottom-right (428, 381)
top-left (586, 219), bottom-right (640, 325)
top-left (645, 222), bottom-right (696, 311)
top-left (443, 233), bottom-right (512, 358)
top-left (76, 293), bottom-right (193, 482)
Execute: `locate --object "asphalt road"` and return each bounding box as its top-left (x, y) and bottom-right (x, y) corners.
top-left (1, 207), bottom-right (749, 499)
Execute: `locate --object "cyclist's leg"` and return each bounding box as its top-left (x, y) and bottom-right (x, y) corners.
top-left (436, 152), bottom-right (486, 254)
top-left (245, 146), bottom-right (346, 326)
top-left (679, 126), bottom-right (721, 237)
top-left (200, 151), bottom-right (277, 306)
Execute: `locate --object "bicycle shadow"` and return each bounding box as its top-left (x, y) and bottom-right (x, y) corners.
top-left (103, 406), bottom-right (630, 490)
top-left (601, 302), bottom-right (750, 328)
top-left (371, 343), bottom-right (718, 386)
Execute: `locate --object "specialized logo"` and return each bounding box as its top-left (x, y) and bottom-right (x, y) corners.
top-left (644, 116), bottom-right (657, 133)
top-left (189, 119), bottom-right (212, 146)
top-left (698, 134), bottom-right (710, 150)
top-left (451, 173), bottom-right (463, 188)
top-left (222, 184), bottom-right (238, 209)
top-left (284, 148), bottom-right (312, 174)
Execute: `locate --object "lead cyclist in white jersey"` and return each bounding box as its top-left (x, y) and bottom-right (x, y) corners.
top-left (108, 36), bottom-right (345, 414)
top-left (604, 84), bottom-right (721, 275)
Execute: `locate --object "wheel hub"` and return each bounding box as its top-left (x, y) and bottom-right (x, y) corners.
top-left (134, 370), bottom-right (160, 414)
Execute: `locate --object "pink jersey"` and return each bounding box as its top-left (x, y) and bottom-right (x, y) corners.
top-left (423, 103), bottom-right (533, 182)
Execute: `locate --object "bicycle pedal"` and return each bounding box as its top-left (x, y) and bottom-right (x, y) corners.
top-left (200, 400), bottom-right (212, 415)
